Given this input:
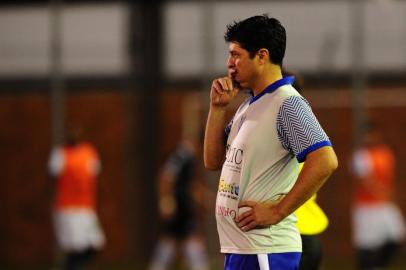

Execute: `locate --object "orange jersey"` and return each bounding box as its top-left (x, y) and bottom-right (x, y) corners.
top-left (51, 143), bottom-right (100, 210)
top-left (352, 145), bottom-right (395, 204)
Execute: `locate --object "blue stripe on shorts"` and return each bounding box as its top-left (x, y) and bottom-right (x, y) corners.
top-left (224, 252), bottom-right (301, 270)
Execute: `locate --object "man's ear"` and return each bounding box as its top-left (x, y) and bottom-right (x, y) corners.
top-left (257, 48), bottom-right (269, 64)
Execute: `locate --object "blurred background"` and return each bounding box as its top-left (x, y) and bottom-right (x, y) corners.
top-left (0, 0), bottom-right (405, 269)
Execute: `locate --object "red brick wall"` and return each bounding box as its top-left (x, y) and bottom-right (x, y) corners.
top-left (1, 87), bottom-right (405, 267)
top-left (0, 93), bottom-right (52, 265)
top-left (306, 87), bottom-right (406, 263)
top-left (0, 91), bottom-right (129, 266)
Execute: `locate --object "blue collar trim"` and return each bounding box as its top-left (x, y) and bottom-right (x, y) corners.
top-left (249, 76), bottom-right (295, 104)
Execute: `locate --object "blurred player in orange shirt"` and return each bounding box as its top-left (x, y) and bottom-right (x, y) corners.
top-left (48, 124), bottom-right (105, 270)
top-left (351, 122), bottom-right (405, 270)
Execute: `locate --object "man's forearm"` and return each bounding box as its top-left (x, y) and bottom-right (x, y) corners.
top-left (204, 107), bottom-right (227, 170)
top-left (275, 146), bottom-right (338, 221)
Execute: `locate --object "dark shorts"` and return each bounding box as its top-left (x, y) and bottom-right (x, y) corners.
top-left (299, 235), bottom-right (322, 270)
top-left (162, 210), bottom-right (197, 239)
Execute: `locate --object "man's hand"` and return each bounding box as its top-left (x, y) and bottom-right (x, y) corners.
top-left (210, 77), bottom-right (239, 108)
top-left (235, 200), bottom-right (284, 232)
top-left (235, 147), bottom-right (338, 232)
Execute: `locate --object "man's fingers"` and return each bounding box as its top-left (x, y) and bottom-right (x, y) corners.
top-left (235, 208), bottom-right (253, 222)
top-left (218, 79), bottom-right (228, 91)
top-left (210, 77), bottom-right (238, 106)
top-left (228, 76), bottom-right (234, 90)
top-left (237, 214), bottom-right (254, 228)
top-left (241, 221), bottom-right (257, 232)
top-left (212, 77), bottom-right (238, 94)
top-left (238, 201), bottom-right (256, 208)
top-left (224, 78), bottom-right (233, 91)
top-left (213, 80), bottom-right (223, 95)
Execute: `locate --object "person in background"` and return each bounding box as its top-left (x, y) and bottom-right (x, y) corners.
top-left (149, 137), bottom-right (209, 270)
top-left (286, 70), bottom-right (329, 270)
top-left (295, 163), bottom-right (329, 270)
top-left (351, 122), bottom-right (405, 270)
top-left (48, 124), bottom-right (105, 270)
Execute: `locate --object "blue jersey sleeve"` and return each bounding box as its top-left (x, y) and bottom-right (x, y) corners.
top-left (277, 96), bottom-right (332, 162)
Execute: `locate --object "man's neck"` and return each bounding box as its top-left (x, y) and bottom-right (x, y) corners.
top-left (252, 67), bottom-right (283, 96)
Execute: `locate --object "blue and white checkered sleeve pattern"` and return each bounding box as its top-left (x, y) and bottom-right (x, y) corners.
top-left (277, 96), bottom-right (332, 162)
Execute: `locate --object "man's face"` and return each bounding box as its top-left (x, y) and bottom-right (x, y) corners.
top-left (227, 42), bottom-right (259, 90)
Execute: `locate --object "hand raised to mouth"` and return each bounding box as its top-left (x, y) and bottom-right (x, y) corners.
top-left (210, 76), bottom-right (240, 108)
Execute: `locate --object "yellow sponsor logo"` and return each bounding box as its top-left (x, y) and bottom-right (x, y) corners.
top-left (218, 179), bottom-right (239, 196)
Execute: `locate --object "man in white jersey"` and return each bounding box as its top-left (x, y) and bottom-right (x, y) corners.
top-left (204, 15), bottom-right (338, 270)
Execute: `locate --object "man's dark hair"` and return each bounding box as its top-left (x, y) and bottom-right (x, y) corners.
top-left (224, 14), bottom-right (286, 67)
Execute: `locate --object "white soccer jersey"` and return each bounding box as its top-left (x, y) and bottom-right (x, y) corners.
top-left (216, 76), bottom-right (331, 254)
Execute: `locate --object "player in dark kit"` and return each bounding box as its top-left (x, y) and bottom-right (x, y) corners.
top-left (149, 138), bottom-right (209, 270)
